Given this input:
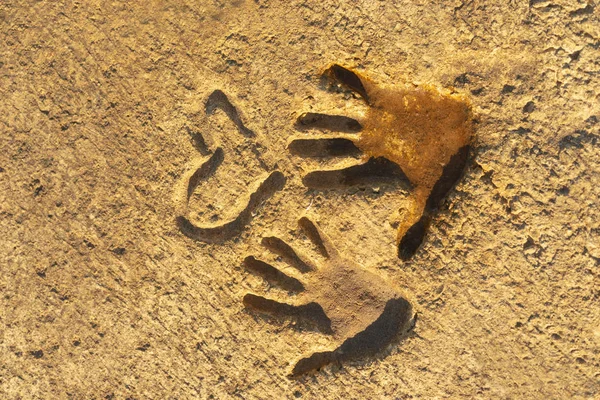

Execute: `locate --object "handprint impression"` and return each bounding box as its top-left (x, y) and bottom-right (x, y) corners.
top-left (291, 65), bottom-right (474, 260)
top-left (243, 216), bottom-right (416, 376)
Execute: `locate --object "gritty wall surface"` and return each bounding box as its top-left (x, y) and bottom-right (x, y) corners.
top-left (1, 0), bottom-right (599, 398)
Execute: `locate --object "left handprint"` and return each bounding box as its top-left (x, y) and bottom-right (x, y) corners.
top-left (175, 90), bottom-right (286, 243)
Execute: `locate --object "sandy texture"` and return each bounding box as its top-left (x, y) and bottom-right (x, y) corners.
top-left (2, 0), bottom-right (599, 398)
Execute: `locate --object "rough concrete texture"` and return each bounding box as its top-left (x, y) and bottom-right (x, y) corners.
top-left (1, 0), bottom-right (599, 399)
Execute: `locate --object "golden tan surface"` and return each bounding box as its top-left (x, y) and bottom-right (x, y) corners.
top-left (2, 1), bottom-right (599, 399)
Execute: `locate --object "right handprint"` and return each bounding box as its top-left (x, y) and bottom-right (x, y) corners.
top-left (243, 216), bottom-right (416, 377)
top-left (291, 65), bottom-right (474, 260)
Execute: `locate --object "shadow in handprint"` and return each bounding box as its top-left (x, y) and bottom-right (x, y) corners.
top-left (291, 65), bottom-right (474, 260)
top-left (175, 90), bottom-right (285, 243)
top-left (243, 216), bottom-right (416, 377)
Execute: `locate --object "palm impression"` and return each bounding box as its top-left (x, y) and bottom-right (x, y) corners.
top-left (290, 65), bottom-right (474, 260)
top-left (243, 216), bottom-right (416, 377)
